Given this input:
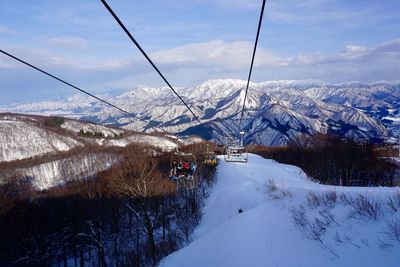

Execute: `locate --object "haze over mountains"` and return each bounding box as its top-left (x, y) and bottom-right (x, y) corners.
top-left (2, 79), bottom-right (399, 146)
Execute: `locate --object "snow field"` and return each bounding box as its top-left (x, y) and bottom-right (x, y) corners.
top-left (160, 154), bottom-right (400, 267)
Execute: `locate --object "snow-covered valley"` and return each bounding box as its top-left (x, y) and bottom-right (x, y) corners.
top-left (160, 154), bottom-right (400, 267)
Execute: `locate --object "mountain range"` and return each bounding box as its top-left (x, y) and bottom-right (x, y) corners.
top-left (2, 79), bottom-right (399, 146)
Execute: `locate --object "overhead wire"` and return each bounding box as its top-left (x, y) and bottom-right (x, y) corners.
top-left (2, 0), bottom-right (266, 138)
top-left (99, 0), bottom-right (202, 125)
top-left (0, 49), bottom-right (167, 132)
top-left (238, 0), bottom-right (266, 133)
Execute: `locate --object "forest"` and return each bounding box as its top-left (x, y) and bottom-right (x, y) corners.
top-left (0, 143), bottom-right (217, 267)
top-left (250, 134), bottom-right (398, 187)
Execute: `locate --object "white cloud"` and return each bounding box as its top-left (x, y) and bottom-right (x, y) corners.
top-left (46, 36), bottom-right (89, 48)
top-left (317, 39), bottom-right (400, 64)
top-left (0, 25), bottom-right (19, 35)
top-left (0, 58), bottom-right (14, 69)
top-left (151, 39), bottom-right (289, 70)
top-left (45, 56), bottom-right (133, 71)
top-left (150, 39), bottom-right (400, 70)
top-left (147, 38), bottom-right (400, 83)
top-left (0, 46), bottom-right (133, 71)
top-left (2, 38), bottom-right (399, 85)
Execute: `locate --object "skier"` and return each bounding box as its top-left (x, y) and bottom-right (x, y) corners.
top-left (177, 161), bottom-right (183, 176)
top-left (190, 161), bottom-right (197, 176)
top-left (170, 160), bottom-right (177, 178)
top-left (183, 160), bottom-right (190, 176)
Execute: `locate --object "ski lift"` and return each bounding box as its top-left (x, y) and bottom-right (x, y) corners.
top-left (169, 149), bottom-right (197, 188)
top-left (224, 131), bottom-right (248, 163)
top-left (203, 144), bottom-right (218, 165)
top-left (215, 143), bottom-right (225, 155)
top-left (224, 145), bottom-right (248, 163)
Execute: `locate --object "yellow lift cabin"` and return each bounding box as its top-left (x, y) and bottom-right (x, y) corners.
top-left (203, 144), bottom-right (218, 165)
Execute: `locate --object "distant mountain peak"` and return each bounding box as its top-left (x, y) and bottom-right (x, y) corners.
top-left (1, 79), bottom-right (399, 146)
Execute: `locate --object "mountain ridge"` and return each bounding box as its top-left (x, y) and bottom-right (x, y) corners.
top-left (1, 79), bottom-right (399, 146)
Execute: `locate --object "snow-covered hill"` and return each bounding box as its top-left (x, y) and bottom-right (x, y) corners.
top-left (103, 134), bottom-right (177, 151)
top-left (0, 114), bottom-right (198, 190)
top-left (160, 154), bottom-right (400, 267)
top-left (61, 120), bottom-right (124, 138)
top-left (0, 115), bottom-right (82, 162)
top-left (0, 114), bottom-right (183, 161)
top-left (0, 152), bottom-right (121, 190)
top-left (2, 79), bottom-right (397, 146)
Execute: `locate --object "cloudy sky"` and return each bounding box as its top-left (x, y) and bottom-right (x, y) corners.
top-left (1, 0), bottom-right (400, 104)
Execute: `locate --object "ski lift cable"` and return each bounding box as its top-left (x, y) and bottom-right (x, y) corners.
top-left (0, 49), bottom-right (167, 132)
top-left (99, 0), bottom-right (202, 125)
top-left (238, 0), bottom-right (266, 133)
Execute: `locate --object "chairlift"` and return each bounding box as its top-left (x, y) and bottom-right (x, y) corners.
top-left (215, 143), bottom-right (225, 155)
top-left (224, 144), bottom-right (248, 163)
top-left (203, 144), bottom-right (218, 165)
top-left (224, 131), bottom-right (248, 163)
top-left (169, 149), bottom-right (197, 188)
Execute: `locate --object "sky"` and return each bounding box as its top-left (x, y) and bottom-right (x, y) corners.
top-left (0, 0), bottom-right (400, 104)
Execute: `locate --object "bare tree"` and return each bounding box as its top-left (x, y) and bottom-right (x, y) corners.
top-left (110, 147), bottom-right (175, 265)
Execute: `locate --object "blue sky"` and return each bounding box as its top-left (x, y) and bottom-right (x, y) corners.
top-left (0, 0), bottom-right (400, 104)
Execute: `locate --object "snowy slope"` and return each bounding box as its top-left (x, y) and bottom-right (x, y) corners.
top-left (61, 120), bottom-right (124, 137)
top-left (104, 134), bottom-right (177, 151)
top-left (160, 154), bottom-right (400, 267)
top-left (0, 118), bottom-right (82, 162)
top-left (5, 153), bottom-right (121, 190)
top-left (0, 114), bottom-right (183, 190)
top-left (0, 114), bottom-right (183, 163)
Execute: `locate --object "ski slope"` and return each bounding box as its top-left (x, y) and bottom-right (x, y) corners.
top-left (160, 154), bottom-right (400, 267)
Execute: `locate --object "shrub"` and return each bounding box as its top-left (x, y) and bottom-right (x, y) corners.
top-left (291, 205), bottom-right (339, 258)
top-left (387, 192), bottom-right (400, 213)
top-left (292, 206), bottom-right (327, 242)
top-left (386, 220), bottom-right (400, 243)
top-left (307, 191), bottom-right (337, 209)
top-left (307, 192), bottom-right (322, 209)
top-left (322, 191), bottom-right (337, 208)
top-left (348, 194), bottom-right (382, 221)
top-left (266, 179), bottom-right (292, 200)
top-left (266, 178), bottom-right (278, 192)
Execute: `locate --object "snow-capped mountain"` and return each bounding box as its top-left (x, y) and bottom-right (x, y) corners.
top-left (1, 79), bottom-right (399, 146)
